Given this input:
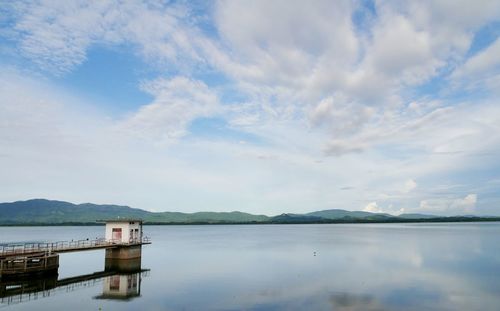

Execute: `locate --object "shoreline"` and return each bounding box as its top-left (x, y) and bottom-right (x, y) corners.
top-left (1, 217), bottom-right (500, 226)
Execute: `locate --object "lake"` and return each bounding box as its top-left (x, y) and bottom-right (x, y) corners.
top-left (1, 223), bottom-right (500, 310)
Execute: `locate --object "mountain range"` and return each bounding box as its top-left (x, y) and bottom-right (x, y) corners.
top-left (0, 199), bottom-right (497, 225)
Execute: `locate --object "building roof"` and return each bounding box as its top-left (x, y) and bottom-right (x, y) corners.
top-left (97, 219), bottom-right (143, 224)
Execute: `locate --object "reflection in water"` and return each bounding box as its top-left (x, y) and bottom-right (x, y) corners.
top-left (95, 273), bottom-right (142, 301)
top-left (329, 292), bottom-right (381, 311)
top-left (0, 276), bottom-right (58, 303)
top-left (105, 257), bottom-right (142, 272)
top-left (0, 270), bottom-right (149, 307)
top-left (1, 224), bottom-right (500, 310)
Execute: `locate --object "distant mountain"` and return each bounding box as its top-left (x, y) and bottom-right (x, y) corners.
top-left (0, 199), bottom-right (269, 224)
top-left (151, 211), bottom-right (269, 223)
top-left (271, 213), bottom-right (325, 223)
top-left (398, 213), bottom-right (438, 219)
top-left (0, 199), bottom-right (498, 225)
top-left (271, 210), bottom-right (398, 223)
top-left (306, 209), bottom-right (395, 220)
top-left (0, 199), bottom-right (150, 224)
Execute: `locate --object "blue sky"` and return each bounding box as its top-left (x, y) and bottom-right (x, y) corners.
top-left (1, 0), bottom-right (499, 215)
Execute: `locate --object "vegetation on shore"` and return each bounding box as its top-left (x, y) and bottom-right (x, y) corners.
top-left (1, 199), bottom-right (499, 226)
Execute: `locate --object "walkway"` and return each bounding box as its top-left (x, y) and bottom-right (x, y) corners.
top-left (0, 237), bottom-right (151, 258)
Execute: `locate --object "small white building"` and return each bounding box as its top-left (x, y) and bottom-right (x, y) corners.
top-left (105, 220), bottom-right (143, 244)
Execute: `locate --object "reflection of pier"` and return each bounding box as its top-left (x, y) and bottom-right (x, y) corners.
top-left (0, 270), bottom-right (150, 307)
top-left (0, 220), bottom-right (151, 278)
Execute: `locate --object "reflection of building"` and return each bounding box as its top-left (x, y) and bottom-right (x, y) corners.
top-left (94, 273), bottom-right (142, 301)
top-left (1, 270), bottom-right (149, 307)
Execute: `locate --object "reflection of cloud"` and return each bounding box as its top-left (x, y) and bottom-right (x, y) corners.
top-left (329, 292), bottom-right (384, 311)
top-left (384, 285), bottom-right (443, 309)
top-left (410, 252), bottom-right (423, 268)
top-left (124, 225), bottom-right (500, 310)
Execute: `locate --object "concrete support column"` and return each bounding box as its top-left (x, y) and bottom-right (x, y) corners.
top-left (104, 245), bottom-right (142, 272)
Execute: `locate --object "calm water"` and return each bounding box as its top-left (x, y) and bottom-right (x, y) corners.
top-left (1, 223), bottom-right (500, 310)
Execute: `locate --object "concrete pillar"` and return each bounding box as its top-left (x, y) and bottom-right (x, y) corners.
top-left (104, 245), bottom-right (142, 272)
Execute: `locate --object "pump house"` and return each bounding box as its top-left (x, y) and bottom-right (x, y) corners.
top-left (105, 220), bottom-right (143, 244)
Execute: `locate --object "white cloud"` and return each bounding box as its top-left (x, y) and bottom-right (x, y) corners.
top-left (309, 96), bottom-right (375, 136)
top-left (367, 13), bottom-right (438, 84)
top-left (457, 38), bottom-right (500, 77)
top-left (0, 69), bottom-right (498, 215)
top-left (1, 1), bottom-right (500, 215)
top-left (120, 77), bottom-right (219, 142)
top-left (452, 38), bottom-right (500, 93)
top-left (0, 71), bottom-right (362, 214)
top-left (323, 140), bottom-right (366, 157)
top-left (418, 194), bottom-right (478, 215)
top-left (404, 179), bottom-right (417, 193)
top-left (213, 0), bottom-right (358, 87)
top-left (452, 194), bottom-right (477, 213)
top-left (207, 1), bottom-right (500, 158)
top-left (10, 1), bottom-right (199, 74)
top-left (7, 1), bottom-right (499, 146)
top-left (363, 202), bottom-right (381, 213)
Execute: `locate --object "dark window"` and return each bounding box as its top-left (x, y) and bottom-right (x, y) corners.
top-left (112, 228), bottom-right (122, 240)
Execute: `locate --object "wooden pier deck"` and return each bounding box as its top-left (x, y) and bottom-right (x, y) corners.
top-left (0, 237), bottom-right (151, 258)
top-left (1, 220), bottom-right (151, 280)
top-left (0, 253), bottom-right (59, 279)
top-left (0, 238), bottom-right (151, 278)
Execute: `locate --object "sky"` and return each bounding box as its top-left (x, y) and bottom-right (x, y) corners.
top-left (0, 0), bottom-right (499, 216)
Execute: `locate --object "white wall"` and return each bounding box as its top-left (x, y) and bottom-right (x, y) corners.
top-left (105, 222), bottom-right (142, 243)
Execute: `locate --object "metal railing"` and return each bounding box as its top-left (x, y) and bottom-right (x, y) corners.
top-left (1, 277), bottom-right (103, 307)
top-left (0, 237), bottom-right (151, 257)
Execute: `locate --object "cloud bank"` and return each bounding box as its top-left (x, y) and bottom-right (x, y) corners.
top-left (0, 0), bottom-right (499, 215)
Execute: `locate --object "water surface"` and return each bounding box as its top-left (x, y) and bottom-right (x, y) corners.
top-left (1, 223), bottom-right (499, 310)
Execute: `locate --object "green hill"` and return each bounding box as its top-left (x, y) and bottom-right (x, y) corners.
top-left (150, 211), bottom-right (269, 223)
top-left (398, 213), bottom-right (438, 219)
top-left (271, 213), bottom-right (325, 223)
top-left (0, 199), bottom-right (269, 224)
top-left (0, 199), bottom-right (498, 225)
top-left (0, 199), bottom-right (150, 224)
top-left (306, 209), bottom-right (395, 219)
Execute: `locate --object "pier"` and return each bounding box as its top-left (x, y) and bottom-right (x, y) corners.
top-left (0, 220), bottom-right (151, 279)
